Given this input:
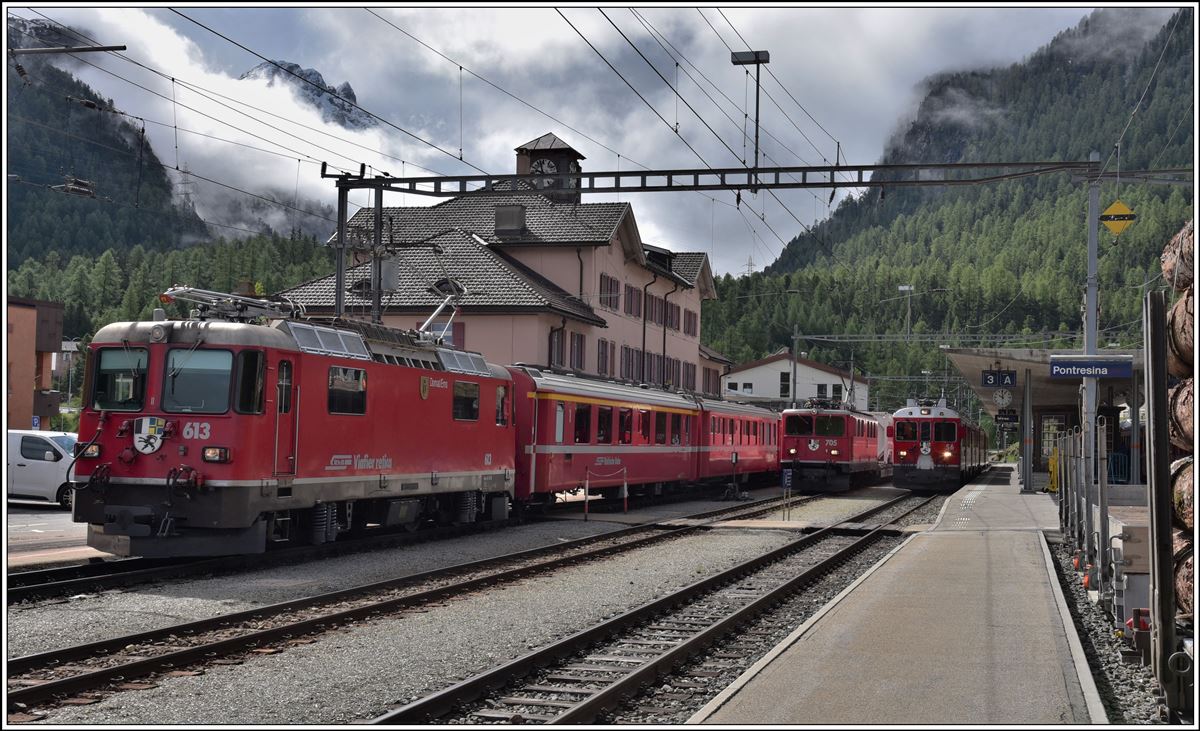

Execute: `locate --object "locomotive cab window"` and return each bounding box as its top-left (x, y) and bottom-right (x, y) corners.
top-left (92, 347), bottom-right (148, 411)
top-left (163, 349), bottom-right (233, 414)
top-left (655, 412), bottom-right (667, 445)
top-left (277, 360), bottom-right (293, 414)
top-left (920, 421), bottom-right (931, 442)
top-left (895, 421), bottom-right (917, 441)
top-left (452, 381), bottom-right (479, 421)
top-left (670, 414), bottom-right (682, 445)
top-left (495, 386), bottom-right (508, 425)
top-left (934, 422), bottom-right (957, 442)
top-left (235, 350), bottom-right (266, 414)
top-left (329, 367), bottom-right (368, 415)
top-left (785, 415), bottom-right (812, 436)
top-left (640, 410), bottom-right (651, 443)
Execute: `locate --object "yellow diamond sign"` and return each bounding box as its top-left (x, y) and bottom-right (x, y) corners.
top-left (1100, 200), bottom-right (1136, 236)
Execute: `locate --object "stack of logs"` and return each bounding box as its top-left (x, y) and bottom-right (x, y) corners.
top-left (1162, 221), bottom-right (1193, 617)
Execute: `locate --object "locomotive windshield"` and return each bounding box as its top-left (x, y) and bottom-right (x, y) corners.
top-left (934, 422), bottom-right (957, 442)
top-left (92, 348), bottom-right (148, 411)
top-left (814, 416), bottom-right (845, 437)
top-left (163, 349), bottom-right (233, 413)
top-left (895, 421), bottom-right (917, 441)
top-left (785, 415), bottom-right (813, 435)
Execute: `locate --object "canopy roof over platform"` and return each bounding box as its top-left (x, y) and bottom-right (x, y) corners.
top-left (941, 347), bottom-right (1143, 418)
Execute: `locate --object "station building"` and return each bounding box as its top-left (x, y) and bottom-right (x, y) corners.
top-left (720, 347), bottom-right (869, 410)
top-left (281, 133), bottom-right (731, 396)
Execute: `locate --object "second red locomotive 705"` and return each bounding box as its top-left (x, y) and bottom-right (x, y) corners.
top-left (780, 399), bottom-right (892, 492)
top-left (70, 289), bottom-right (779, 558)
top-left (890, 397), bottom-right (988, 491)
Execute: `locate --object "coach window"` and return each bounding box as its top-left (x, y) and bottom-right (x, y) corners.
top-left (452, 381), bottom-right (480, 421)
top-left (328, 367), bottom-right (367, 415)
top-left (598, 406), bottom-right (613, 443)
top-left (574, 404), bottom-right (592, 443)
top-left (919, 421), bottom-right (931, 442)
top-left (618, 408), bottom-right (634, 444)
top-left (640, 410), bottom-right (651, 443)
top-left (555, 402), bottom-right (565, 443)
top-left (671, 414), bottom-right (682, 445)
top-left (235, 350), bottom-right (266, 414)
top-left (495, 386), bottom-right (508, 425)
top-left (895, 421), bottom-right (917, 441)
top-left (655, 412), bottom-right (668, 445)
top-left (934, 422), bottom-right (957, 442)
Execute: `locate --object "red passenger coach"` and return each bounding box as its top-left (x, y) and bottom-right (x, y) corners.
top-left (696, 398), bottom-right (779, 483)
top-left (890, 397), bottom-right (988, 491)
top-left (780, 399), bottom-right (890, 492)
top-left (509, 368), bottom-right (700, 501)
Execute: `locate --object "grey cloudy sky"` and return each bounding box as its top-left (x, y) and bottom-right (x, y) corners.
top-left (15, 5), bottom-right (1177, 275)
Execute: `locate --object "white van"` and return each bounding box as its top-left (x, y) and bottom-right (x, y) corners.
top-left (7, 430), bottom-right (78, 509)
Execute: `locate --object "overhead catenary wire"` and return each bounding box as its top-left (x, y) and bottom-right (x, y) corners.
top-left (168, 8), bottom-right (491, 175)
top-left (21, 8), bottom-right (466, 182)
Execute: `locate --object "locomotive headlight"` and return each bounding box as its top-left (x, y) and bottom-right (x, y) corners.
top-left (898, 450), bottom-right (907, 458)
top-left (788, 448), bottom-right (797, 455)
top-left (830, 449), bottom-right (840, 456)
top-left (942, 450), bottom-right (953, 459)
top-left (202, 446), bottom-right (231, 463)
top-left (76, 443), bottom-right (101, 458)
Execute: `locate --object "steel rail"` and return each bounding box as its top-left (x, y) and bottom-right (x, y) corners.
top-left (5, 492), bottom-right (815, 710)
top-left (372, 492), bottom-right (926, 724)
top-left (7, 483), bottom-right (743, 603)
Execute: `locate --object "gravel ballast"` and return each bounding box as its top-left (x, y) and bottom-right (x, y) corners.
top-left (7, 489), bottom-right (786, 660)
top-left (1049, 542), bottom-right (1168, 724)
top-left (32, 527), bottom-right (799, 724)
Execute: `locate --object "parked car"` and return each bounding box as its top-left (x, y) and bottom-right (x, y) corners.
top-left (7, 430), bottom-right (77, 509)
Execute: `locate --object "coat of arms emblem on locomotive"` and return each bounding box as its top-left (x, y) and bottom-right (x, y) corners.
top-left (808, 438), bottom-right (820, 451)
top-left (133, 417), bottom-right (166, 454)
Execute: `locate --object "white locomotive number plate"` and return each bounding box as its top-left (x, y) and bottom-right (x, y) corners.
top-left (182, 422), bottom-right (212, 440)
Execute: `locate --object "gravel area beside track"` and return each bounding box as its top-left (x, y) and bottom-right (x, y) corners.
top-left (606, 535), bottom-right (906, 723)
top-left (751, 486), bottom-right (906, 523)
top-left (8, 491), bottom-right (783, 660)
top-left (31, 528), bottom-right (798, 725)
top-left (895, 495), bottom-right (950, 528)
top-left (1049, 543), bottom-right (1166, 724)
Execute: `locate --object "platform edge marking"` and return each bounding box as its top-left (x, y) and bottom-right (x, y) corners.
top-left (1038, 529), bottom-right (1109, 724)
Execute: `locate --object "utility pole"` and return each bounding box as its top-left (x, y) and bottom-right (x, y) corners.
top-left (731, 50), bottom-right (769, 193)
top-left (1082, 151), bottom-right (1100, 553)
top-left (791, 324), bottom-right (799, 409)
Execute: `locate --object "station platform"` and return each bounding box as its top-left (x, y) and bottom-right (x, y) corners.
top-left (690, 465), bottom-right (1108, 725)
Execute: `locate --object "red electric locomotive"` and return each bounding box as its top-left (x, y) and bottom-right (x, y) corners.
top-left (890, 397), bottom-right (988, 491)
top-left (71, 288), bottom-right (780, 557)
top-left (780, 399), bottom-right (891, 492)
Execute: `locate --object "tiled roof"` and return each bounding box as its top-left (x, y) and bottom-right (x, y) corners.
top-left (699, 343), bottom-right (733, 366)
top-left (670, 253), bottom-right (708, 285)
top-left (335, 190), bottom-right (628, 247)
top-left (279, 230), bottom-right (605, 326)
top-left (516, 132), bottom-right (585, 157)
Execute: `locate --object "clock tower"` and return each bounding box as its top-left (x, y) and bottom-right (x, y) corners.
top-left (515, 133), bottom-right (585, 204)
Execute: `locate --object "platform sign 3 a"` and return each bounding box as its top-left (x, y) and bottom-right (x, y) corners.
top-left (1100, 200), bottom-right (1136, 236)
top-left (982, 369), bottom-right (1017, 387)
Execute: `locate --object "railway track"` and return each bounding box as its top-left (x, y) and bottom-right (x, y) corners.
top-left (6, 483), bottom-right (753, 605)
top-left (5, 490), bottom-right (824, 715)
top-left (372, 493), bottom-right (933, 725)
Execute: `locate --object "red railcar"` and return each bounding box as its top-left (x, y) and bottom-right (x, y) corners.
top-left (780, 400), bottom-right (891, 492)
top-left (890, 397), bottom-right (988, 491)
top-left (71, 289), bottom-right (781, 557)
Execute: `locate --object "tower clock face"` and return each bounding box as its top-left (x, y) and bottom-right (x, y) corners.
top-left (530, 158), bottom-right (557, 189)
top-left (993, 388), bottom-right (1012, 408)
